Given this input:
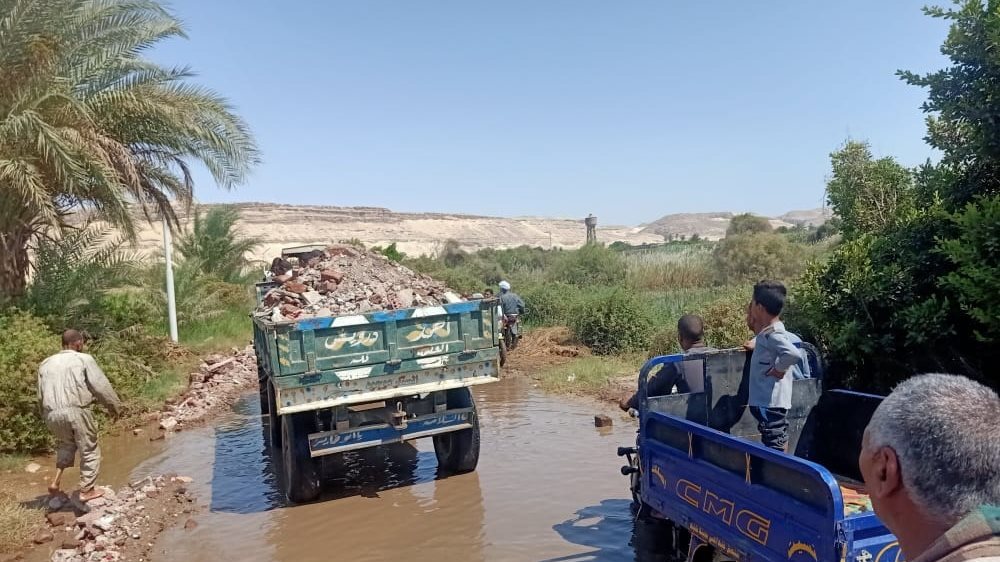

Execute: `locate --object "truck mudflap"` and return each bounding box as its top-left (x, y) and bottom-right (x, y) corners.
top-left (307, 407), bottom-right (475, 457)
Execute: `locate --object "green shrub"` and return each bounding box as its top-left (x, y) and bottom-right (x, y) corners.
top-left (549, 244), bottom-right (626, 287)
top-left (712, 232), bottom-right (805, 284)
top-left (0, 312), bottom-right (60, 452)
top-left (570, 289), bottom-right (653, 355)
top-left (647, 328), bottom-right (680, 358)
top-left (727, 213), bottom-right (772, 236)
top-left (0, 311), bottom-right (188, 454)
top-left (699, 287), bottom-right (753, 348)
top-left (520, 282), bottom-right (583, 326)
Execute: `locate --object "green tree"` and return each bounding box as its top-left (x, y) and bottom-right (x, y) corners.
top-left (713, 231), bottom-right (803, 284)
top-left (899, 1), bottom-right (1000, 207)
top-left (797, 0), bottom-right (1000, 390)
top-left (937, 195), bottom-right (1000, 341)
top-left (176, 205), bottom-right (260, 283)
top-left (826, 141), bottom-right (915, 238)
top-left (0, 0), bottom-right (259, 300)
top-left (22, 224), bottom-right (142, 332)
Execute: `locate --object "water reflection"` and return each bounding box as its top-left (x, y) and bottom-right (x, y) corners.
top-left (209, 397), bottom-right (282, 514)
top-left (547, 499), bottom-right (675, 562)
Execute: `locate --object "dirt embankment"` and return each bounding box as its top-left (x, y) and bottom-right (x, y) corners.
top-left (504, 327), bottom-right (637, 406)
top-left (2, 347), bottom-right (259, 562)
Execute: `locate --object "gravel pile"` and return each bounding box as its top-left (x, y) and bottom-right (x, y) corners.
top-left (256, 244), bottom-right (459, 320)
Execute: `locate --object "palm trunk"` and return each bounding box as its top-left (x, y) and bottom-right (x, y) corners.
top-left (0, 224), bottom-right (32, 302)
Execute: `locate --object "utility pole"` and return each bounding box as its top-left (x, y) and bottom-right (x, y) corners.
top-left (162, 217), bottom-right (178, 343)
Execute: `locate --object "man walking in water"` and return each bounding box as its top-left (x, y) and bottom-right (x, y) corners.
top-left (38, 330), bottom-right (121, 501)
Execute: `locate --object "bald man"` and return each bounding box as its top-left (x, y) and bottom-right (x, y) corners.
top-left (38, 330), bottom-right (121, 501)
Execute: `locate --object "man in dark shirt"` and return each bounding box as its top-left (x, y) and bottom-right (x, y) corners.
top-left (619, 315), bottom-right (715, 412)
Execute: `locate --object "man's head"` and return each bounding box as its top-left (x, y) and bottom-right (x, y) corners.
top-left (859, 374), bottom-right (1000, 552)
top-left (676, 315), bottom-right (705, 350)
top-left (484, 289), bottom-right (494, 298)
top-left (748, 280), bottom-right (786, 332)
top-left (499, 281), bottom-right (511, 293)
top-left (62, 329), bottom-right (85, 352)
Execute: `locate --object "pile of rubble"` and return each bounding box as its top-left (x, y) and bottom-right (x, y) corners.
top-left (40, 475), bottom-right (196, 562)
top-left (155, 346), bottom-right (257, 434)
top-left (257, 244), bottom-right (460, 321)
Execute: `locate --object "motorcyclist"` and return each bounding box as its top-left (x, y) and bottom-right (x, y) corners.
top-left (498, 281), bottom-right (525, 339)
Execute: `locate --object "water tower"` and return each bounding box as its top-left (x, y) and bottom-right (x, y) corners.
top-left (584, 214), bottom-right (598, 244)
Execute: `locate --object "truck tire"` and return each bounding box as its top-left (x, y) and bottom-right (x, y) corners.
top-left (281, 412), bottom-right (321, 503)
top-left (266, 381), bottom-right (282, 448)
top-left (433, 388), bottom-right (480, 474)
top-left (499, 339), bottom-right (508, 367)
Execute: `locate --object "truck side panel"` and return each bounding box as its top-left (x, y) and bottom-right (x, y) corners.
top-left (641, 412), bottom-right (842, 562)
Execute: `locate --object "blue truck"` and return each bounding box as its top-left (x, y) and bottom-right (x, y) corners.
top-left (619, 348), bottom-right (903, 562)
top-left (252, 249), bottom-right (501, 503)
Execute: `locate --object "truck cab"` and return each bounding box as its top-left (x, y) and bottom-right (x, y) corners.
top-left (620, 349), bottom-right (902, 562)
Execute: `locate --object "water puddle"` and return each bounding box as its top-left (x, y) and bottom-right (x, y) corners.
top-left (124, 377), bottom-right (675, 561)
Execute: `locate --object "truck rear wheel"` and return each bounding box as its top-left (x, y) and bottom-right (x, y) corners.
top-left (266, 381), bottom-right (282, 447)
top-left (281, 412), bottom-right (321, 503)
top-left (499, 339), bottom-right (508, 367)
top-left (433, 388), bottom-right (481, 474)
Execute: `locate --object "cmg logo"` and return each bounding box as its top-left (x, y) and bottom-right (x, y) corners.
top-left (675, 478), bottom-right (772, 546)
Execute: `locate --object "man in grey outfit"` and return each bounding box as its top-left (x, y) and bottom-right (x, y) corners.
top-left (38, 330), bottom-right (121, 501)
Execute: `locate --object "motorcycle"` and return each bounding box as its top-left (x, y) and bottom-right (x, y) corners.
top-left (499, 313), bottom-right (521, 367)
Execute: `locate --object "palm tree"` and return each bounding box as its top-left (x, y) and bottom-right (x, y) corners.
top-left (176, 205), bottom-right (261, 283)
top-left (0, 0), bottom-right (259, 300)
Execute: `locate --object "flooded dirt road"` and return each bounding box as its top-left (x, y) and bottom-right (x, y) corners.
top-left (119, 377), bottom-right (673, 561)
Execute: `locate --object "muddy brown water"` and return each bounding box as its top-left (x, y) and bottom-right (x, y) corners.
top-left (29, 377), bottom-right (680, 561)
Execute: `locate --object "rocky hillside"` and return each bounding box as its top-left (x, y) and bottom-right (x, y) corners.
top-left (637, 208), bottom-right (829, 241)
top-left (119, 203), bottom-right (830, 261)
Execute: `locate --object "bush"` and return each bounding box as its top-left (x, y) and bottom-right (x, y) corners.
top-left (0, 310), bottom-right (185, 454)
top-left (645, 286), bottom-right (751, 357)
top-left (520, 282), bottom-right (583, 326)
top-left (727, 213), bottom-right (772, 236)
top-left (699, 287), bottom-right (753, 348)
top-left (0, 313), bottom-right (60, 452)
top-left (712, 232), bottom-right (804, 284)
top-left (549, 244), bottom-right (626, 287)
top-left (570, 289), bottom-right (653, 355)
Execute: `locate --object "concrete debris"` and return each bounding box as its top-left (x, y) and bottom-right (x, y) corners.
top-left (51, 549), bottom-right (80, 562)
top-left (156, 346), bottom-right (257, 428)
top-left (25, 462), bottom-right (42, 474)
top-left (33, 531), bottom-right (54, 544)
top-left (39, 474), bottom-right (195, 562)
top-left (256, 244), bottom-right (458, 320)
top-left (93, 516), bottom-right (116, 533)
top-left (594, 415), bottom-right (613, 428)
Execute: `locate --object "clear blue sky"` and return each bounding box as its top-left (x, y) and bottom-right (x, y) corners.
top-left (152, 1), bottom-right (947, 226)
